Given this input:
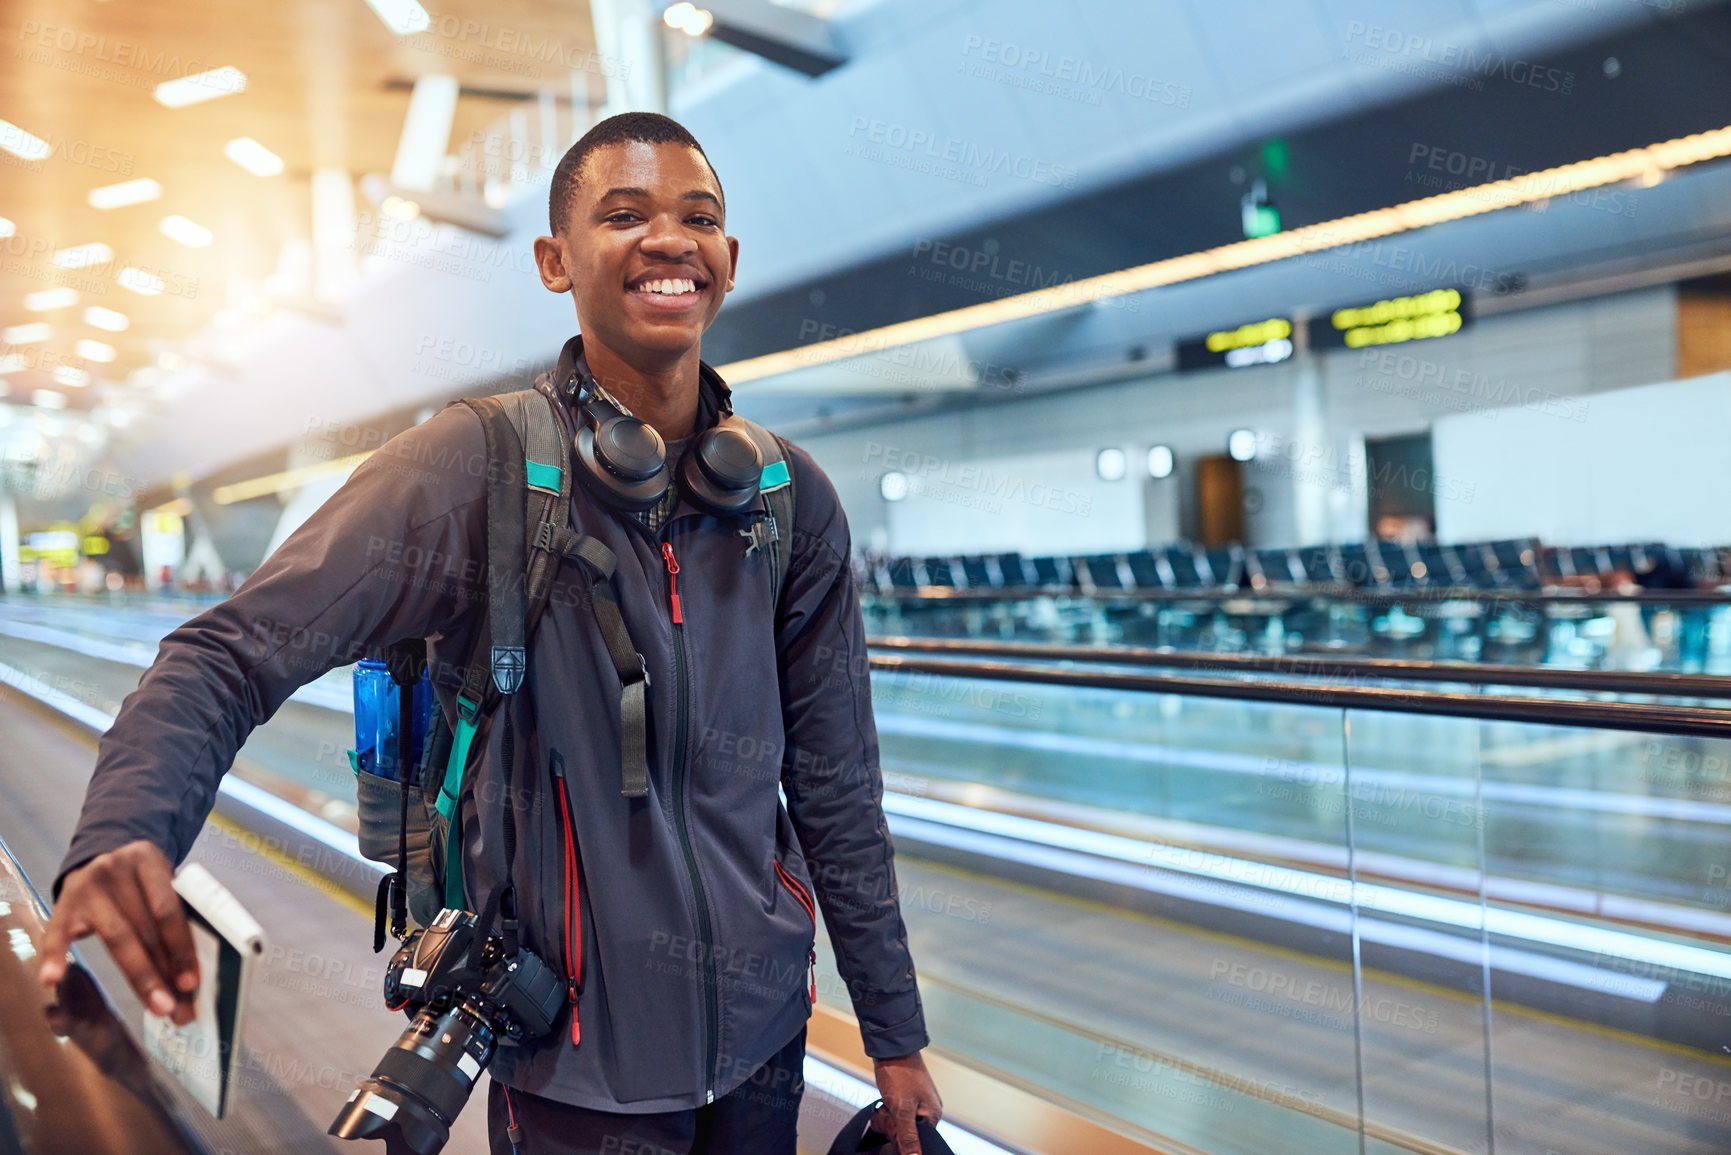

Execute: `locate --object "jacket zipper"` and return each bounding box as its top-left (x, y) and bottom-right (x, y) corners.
top-left (661, 534), bottom-right (720, 1102)
top-left (549, 750), bottom-right (582, 1045)
top-left (775, 861), bottom-right (819, 1005)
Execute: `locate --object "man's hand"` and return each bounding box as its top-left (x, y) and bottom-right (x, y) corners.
top-left (872, 1050), bottom-right (942, 1155)
top-left (39, 840), bottom-right (199, 1026)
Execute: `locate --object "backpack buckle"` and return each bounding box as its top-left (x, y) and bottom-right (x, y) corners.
top-left (738, 515), bottom-right (777, 559)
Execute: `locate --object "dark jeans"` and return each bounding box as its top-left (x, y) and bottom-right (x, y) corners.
top-left (487, 1027), bottom-right (806, 1154)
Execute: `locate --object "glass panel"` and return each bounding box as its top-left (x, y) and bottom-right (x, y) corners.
top-left (869, 667), bottom-right (1362, 1153)
top-left (1480, 722), bottom-right (1731, 1155)
top-left (1344, 708), bottom-right (1493, 1154)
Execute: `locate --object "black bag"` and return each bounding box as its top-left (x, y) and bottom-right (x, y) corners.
top-left (827, 1101), bottom-right (954, 1155)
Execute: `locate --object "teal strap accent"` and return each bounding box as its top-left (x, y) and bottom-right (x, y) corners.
top-left (443, 811), bottom-right (465, 909)
top-left (760, 460), bottom-right (790, 491)
top-left (525, 459), bottom-right (561, 493)
top-left (346, 749), bottom-right (360, 773)
top-left (436, 697), bottom-right (480, 821)
top-left (437, 694), bottom-right (480, 909)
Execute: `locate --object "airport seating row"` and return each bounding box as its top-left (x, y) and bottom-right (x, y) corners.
top-left (858, 540), bottom-right (1726, 596)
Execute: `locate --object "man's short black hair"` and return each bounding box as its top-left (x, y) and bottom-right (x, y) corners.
top-left (548, 111), bottom-right (724, 236)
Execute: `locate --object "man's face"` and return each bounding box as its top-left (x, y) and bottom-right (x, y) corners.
top-left (534, 141), bottom-right (738, 366)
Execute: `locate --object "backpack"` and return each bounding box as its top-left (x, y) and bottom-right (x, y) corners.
top-left (356, 379), bottom-right (796, 945)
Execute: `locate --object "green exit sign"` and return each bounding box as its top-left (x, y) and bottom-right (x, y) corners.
top-left (1242, 202), bottom-right (1280, 238)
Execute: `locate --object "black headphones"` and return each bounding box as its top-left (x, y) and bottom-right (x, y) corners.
top-left (565, 360), bottom-right (763, 516)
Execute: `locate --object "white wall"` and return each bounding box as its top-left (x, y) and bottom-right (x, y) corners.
top-left (881, 446), bottom-right (1143, 557)
top-left (1434, 372), bottom-right (1731, 546)
top-left (795, 287), bottom-right (1677, 554)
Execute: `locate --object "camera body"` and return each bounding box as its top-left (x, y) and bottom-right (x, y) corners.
top-left (330, 908), bottom-right (566, 1155)
top-left (382, 907), bottom-right (563, 1038)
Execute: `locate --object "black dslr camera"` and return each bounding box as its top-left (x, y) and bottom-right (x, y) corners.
top-left (329, 907), bottom-right (565, 1155)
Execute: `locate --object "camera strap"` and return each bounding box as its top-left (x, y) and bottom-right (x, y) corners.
top-left (471, 705), bottom-right (521, 960)
top-left (373, 639), bottom-right (426, 952)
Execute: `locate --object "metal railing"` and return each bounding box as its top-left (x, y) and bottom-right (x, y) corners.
top-left (868, 636), bottom-right (1731, 700)
top-left (867, 651), bottom-right (1731, 738)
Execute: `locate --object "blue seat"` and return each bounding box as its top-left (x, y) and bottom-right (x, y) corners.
top-left (1125, 550), bottom-right (1168, 589)
top-left (1418, 543), bottom-right (1466, 585)
top-left (1201, 547), bottom-right (1241, 589)
top-left (1028, 556), bottom-right (1076, 590)
top-left (1338, 542), bottom-right (1376, 587)
top-left (922, 558), bottom-right (957, 587)
top-left (1254, 548), bottom-right (1305, 585)
top-left (1164, 546), bottom-right (1205, 588)
top-left (994, 553), bottom-right (1033, 588)
top-left (1371, 540), bottom-right (1420, 587)
top-left (1457, 542), bottom-right (1508, 589)
top-left (1491, 539), bottom-right (1542, 588)
top-left (960, 556), bottom-right (994, 588)
top-left (1077, 553), bottom-right (1127, 591)
top-left (885, 556), bottom-right (921, 590)
top-left (1300, 546), bottom-right (1342, 584)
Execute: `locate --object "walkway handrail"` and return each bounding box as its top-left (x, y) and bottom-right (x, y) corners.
top-left (0, 834), bottom-right (209, 1154)
top-left (866, 653), bottom-right (1731, 739)
top-left (868, 636), bottom-right (1731, 700)
top-left (862, 584), bottom-right (1731, 606)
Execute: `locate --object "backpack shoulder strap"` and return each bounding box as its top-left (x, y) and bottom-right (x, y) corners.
top-left (728, 416), bottom-right (797, 606)
top-left (495, 384), bottom-right (573, 643)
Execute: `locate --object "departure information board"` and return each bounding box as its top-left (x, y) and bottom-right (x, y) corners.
top-left (1307, 288), bottom-right (1472, 350)
top-left (1175, 316), bottom-right (1294, 371)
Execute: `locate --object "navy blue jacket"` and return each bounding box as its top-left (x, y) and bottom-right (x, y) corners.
top-left (59, 337), bottom-right (928, 1111)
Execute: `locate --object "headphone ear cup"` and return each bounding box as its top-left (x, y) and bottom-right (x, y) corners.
top-left (678, 426), bottom-right (763, 515)
top-left (573, 408), bottom-right (669, 511)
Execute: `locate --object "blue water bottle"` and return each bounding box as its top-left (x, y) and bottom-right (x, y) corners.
top-left (352, 658), bottom-right (432, 783)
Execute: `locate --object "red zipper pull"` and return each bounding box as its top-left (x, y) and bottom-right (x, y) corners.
top-left (662, 542), bottom-right (683, 624)
top-left (809, 947), bottom-right (818, 1005)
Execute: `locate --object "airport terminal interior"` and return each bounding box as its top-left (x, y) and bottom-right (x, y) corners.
top-left (6, 1), bottom-right (1731, 1152)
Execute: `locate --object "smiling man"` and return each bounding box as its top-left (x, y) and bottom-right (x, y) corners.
top-left (42, 111), bottom-right (940, 1155)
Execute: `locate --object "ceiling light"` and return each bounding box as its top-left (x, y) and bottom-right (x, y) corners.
top-left (0, 119), bottom-right (50, 161)
top-left (32, 390), bottom-right (67, 410)
top-left (160, 215), bottom-right (213, 247)
top-left (154, 66), bottom-right (247, 109)
top-left (24, 288), bottom-right (77, 311)
top-left (0, 354), bottom-right (29, 373)
top-left (380, 196), bottom-right (420, 221)
top-left (87, 178), bottom-right (162, 210)
top-left (118, 267), bottom-right (165, 295)
top-left (1147, 445), bottom-right (1175, 480)
top-left (1227, 430), bottom-right (1257, 462)
top-left (663, 3), bottom-right (714, 35)
top-left (1096, 447), bottom-right (1128, 481)
top-left (3, 323), bottom-right (50, 344)
top-left (0, 217), bottom-right (13, 238)
top-left (717, 123), bottom-right (1731, 387)
top-left (53, 366), bottom-right (89, 387)
top-left (76, 340), bottom-right (115, 362)
top-left (362, 0), bottom-right (431, 33)
top-left (878, 472), bottom-right (909, 502)
top-left (50, 243), bottom-right (112, 269)
top-left (85, 306), bottom-right (128, 332)
top-left (211, 451), bottom-right (376, 505)
top-left (225, 137), bottom-right (284, 176)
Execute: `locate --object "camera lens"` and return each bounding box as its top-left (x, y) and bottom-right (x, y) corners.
top-left (328, 1001), bottom-right (496, 1155)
